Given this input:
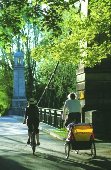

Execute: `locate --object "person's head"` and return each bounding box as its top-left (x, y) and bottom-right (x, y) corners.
top-left (68, 92), bottom-right (76, 100)
top-left (29, 98), bottom-right (37, 105)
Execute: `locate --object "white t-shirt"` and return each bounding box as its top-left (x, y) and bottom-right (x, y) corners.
top-left (64, 99), bottom-right (81, 113)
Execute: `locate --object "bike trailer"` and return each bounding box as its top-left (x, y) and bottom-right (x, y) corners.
top-left (65, 123), bottom-right (96, 158)
top-left (72, 123), bottom-right (94, 141)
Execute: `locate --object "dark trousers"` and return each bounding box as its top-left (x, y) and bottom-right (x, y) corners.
top-left (65, 112), bottom-right (81, 127)
top-left (27, 119), bottom-right (39, 134)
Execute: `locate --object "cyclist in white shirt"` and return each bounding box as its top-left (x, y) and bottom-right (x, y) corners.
top-left (63, 92), bottom-right (82, 127)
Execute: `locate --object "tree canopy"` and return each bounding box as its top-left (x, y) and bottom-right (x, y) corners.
top-left (31, 0), bottom-right (111, 67)
top-left (0, 0), bottom-right (110, 111)
top-left (1, 0), bottom-right (110, 67)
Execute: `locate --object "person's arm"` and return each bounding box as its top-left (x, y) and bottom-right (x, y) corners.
top-left (62, 102), bottom-right (67, 121)
top-left (36, 106), bottom-right (39, 121)
top-left (23, 108), bottom-right (27, 124)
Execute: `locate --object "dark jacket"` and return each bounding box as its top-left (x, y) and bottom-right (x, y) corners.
top-left (25, 104), bottom-right (39, 124)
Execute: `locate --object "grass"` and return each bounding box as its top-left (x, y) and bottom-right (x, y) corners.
top-left (53, 128), bottom-right (105, 142)
top-left (53, 128), bottom-right (68, 139)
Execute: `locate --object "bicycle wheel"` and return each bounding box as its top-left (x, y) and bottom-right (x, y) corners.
top-left (91, 141), bottom-right (96, 158)
top-left (31, 132), bottom-right (36, 155)
top-left (32, 145), bottom-right (36, 155)
top-left (65, 143), bottom-right (70, 159)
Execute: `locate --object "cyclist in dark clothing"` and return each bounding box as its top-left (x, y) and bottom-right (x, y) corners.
top-left (23, 98), bottom-right (40, 145)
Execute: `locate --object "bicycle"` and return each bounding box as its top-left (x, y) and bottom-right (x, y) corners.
top-left (30, 129), bottom-right (36, 155)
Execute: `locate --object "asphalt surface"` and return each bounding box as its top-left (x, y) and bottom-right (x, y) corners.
top-left (0, 115), bottom-right (111, 170)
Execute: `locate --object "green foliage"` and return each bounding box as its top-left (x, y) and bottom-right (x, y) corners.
top-left (0, 90), bottom-right (10, 116)
top-left (31, 0), bottom-right (111, 67)
top-left (0, 0), bottom-right (77, 46)
top-left (0, 51), bottom-right (13, 115)
top-left (0, 0), bottom-right (110, 110)
top-left (1, 0), bottom-right (110, 66)
top-left (34, 59), bottom-right (77, 108)
top-left (0, 0), bottom-right (27, 47)
top-left (37, 59), bottom-right (77, 95)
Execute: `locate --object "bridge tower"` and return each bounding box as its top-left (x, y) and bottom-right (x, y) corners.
top-left (12, 50), bottom-right (27, 115)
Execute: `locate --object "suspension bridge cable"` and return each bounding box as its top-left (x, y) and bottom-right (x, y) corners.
top-left (37, 61), bottom-right (59, 106)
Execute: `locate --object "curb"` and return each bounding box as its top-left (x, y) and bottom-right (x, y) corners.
top-left (40, 123), bottom-right (65, 141)
top-left (44, 129), bottom-right (65, 141)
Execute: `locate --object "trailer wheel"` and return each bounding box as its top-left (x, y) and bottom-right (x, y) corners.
top-left (65, 143), bottom-right (70, 159)
top-left (91, 141), bottom-right (96, 158)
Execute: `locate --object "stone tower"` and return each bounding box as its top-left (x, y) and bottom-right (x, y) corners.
top-left (12, 50), bottom-right (27, 115)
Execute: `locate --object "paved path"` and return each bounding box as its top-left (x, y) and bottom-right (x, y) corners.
top-left (0, 116), bottom-right (111, 170)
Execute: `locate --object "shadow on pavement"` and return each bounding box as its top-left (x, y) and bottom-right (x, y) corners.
top-left (2, 135), bottom-right (25, 144)
top-left (32, 146), bottom-right (111, 170)
top-left (26, 151), bottom-right (102, 170)
top-left (89, 155), bottom-right (111, 170)
top-left (0, 156), bottom-right (29, 170)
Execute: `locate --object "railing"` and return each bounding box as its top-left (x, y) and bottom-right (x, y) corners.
top-left (38, 107), bottom-right (63, 128)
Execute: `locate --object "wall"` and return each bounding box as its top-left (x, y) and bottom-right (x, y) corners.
top-left (76, 57), bottom-right (111, 138)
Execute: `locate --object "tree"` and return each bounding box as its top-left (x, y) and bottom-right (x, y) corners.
top-left (0, 0), bottom-right (110, 110)
top-left (34, 59), bottom-right (77, 108)
top-left (31, 0), bottom-right (111, 67)
top-left (0, 50), bottom-right (13, 115)
top-left (1, 0), bottom-right (110, 66)
top-left (0, 0), bottom-right (77, 46)
top-left (0, 0), bottom-right (27, 47)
